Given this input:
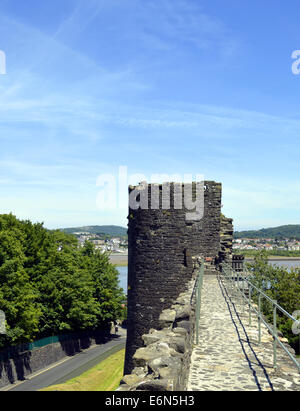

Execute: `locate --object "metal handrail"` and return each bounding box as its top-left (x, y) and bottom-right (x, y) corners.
top-left (220, 263), bottom-right (300, 374)
top-left (243, 267), bottom-right (298, 322)
top-left (195, 258), bottom-right (204, 345)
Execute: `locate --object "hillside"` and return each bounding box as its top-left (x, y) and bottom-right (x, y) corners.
top-left (234, 224), bottom-right (300, 239)
top-left (61, 225), bottom-right (127, 237)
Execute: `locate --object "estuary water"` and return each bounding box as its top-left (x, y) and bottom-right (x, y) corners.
top-left (268, 260), bottom-right (300, 270)
top-left (117, 266), bottom-right (128, 293)
top-left (116, 261), bottom-right (300, 293)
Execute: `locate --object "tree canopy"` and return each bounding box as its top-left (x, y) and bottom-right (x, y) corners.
top-left (247, 251), bottom-right (300, 354)
top-left (234, 224), bottom-right (300, 239)
top-left (0, 214), bottom-right (126, 349)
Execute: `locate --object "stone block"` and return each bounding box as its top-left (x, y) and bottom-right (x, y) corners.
top-left (136, 379), bottom-right (173, 391)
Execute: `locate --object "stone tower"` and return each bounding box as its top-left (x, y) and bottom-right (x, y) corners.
top-left (124, 181), bottom-right (222, 374)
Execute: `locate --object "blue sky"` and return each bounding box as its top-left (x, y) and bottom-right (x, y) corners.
top-left (0, 0), bottom-right (299, 230)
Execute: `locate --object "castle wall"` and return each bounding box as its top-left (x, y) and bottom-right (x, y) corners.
top-left (124, 181), bottom-right (222, 374)
top-left (219, 215), bottom-right (234, 263)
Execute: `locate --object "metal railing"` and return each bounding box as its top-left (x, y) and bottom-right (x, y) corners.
top-left (221, 263), bottom-right (300, 374)
top-left (194, 258), bottom-right (205, 345)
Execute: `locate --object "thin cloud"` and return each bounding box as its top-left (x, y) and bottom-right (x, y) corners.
top-left (135, 0), bottom-right (239, 58)
top-left (53, 0), bottom-right (106, 39)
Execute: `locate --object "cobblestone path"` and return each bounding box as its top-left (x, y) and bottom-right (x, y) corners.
top-left (187, 274), bottom-right (300, 391)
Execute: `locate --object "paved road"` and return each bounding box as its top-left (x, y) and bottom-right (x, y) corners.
top-left (1, 331), bottom-right (126, 392)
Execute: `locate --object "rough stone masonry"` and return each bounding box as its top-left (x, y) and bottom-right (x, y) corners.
top-left (124, 181), bottom-right (229, 375)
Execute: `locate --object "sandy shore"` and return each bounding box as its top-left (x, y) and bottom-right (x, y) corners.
top-left (109, 253), bottom-right (128, 266)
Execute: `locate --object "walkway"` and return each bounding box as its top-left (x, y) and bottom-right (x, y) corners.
top-left (187, 273), bottom-right (300, 391)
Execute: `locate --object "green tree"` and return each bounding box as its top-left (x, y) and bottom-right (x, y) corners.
top-left (81, 243), bottom-right (126, 326)
top-left (0, 215), bottom-right (41, 347)
top-left (0, 214), bottom-right (126, 349)
top-left (247, 251), bottom-right (300, 354)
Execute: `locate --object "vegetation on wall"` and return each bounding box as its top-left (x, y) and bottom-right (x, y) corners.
top-left (0, 214), bottom-right (126, 349)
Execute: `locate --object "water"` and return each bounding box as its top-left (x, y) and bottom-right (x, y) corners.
top-left (245, 259), bottom-right (300, 270)
top-left (116, 261), bottom-right (299, 293)
top-left (117, 266), bottom-right (128, 293)
top-left (268, 260), bottom-right (300, 270)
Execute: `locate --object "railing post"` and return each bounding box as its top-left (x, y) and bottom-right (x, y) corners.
top-left (248, 285), bottom-right (252, 326)
top-left (239, 272), bottom-right (244, 306)
top-left (195, 260), bottom-right (204, 345)
top-left (195, 272), bottom-right (200, 345)
top-left (258, 293), bottom-right (261, 344)
top-left (242, 273), bottom-right (245, 314)
top-left (233, 269), bottom-right (237, 297)
top-left (273, 301), bottom-right (277, 369)
top-left (238, 272), bottom-right (241, 306)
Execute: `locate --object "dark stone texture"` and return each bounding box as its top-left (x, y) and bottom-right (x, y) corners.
top-left (137, 379), bottom-right (172, 391)
top-left (218, 215), bottom-right (233, 265)
top-left (124, 181), bottom-right (223, 375)
top-left (118, 274), bottom-right (197, 391)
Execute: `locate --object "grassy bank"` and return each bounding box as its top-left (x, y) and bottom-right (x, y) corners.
top-left (41, 348), bottom-right (125, 391)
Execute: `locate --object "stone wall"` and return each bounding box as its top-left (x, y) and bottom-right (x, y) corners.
top-left (119, 262), bottom-right (199, 391)
top-left (0, 329), bottom-right (111, 388)
top-left (124, 181), bottom-right (222, 374)
top-left (218, 215), bottom-right (234, 264)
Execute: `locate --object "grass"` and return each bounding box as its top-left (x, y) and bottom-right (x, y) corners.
top-left (41, 348), bottom-right (125, 391)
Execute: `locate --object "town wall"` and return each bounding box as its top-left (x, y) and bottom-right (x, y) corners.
top-left (124, 181), bottom-right (222, 374)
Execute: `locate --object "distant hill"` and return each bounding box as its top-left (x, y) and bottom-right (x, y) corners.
top-left (61, 225), bottom-right (127, 237)
top-left (234, 225), bottom-right (300, 239)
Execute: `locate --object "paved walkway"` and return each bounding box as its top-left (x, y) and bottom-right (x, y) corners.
top-left (187, 274), bottom-right (300, 391)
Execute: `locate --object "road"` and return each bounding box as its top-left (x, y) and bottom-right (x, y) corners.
top-left (1, 331), bottom-right (126, 392)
